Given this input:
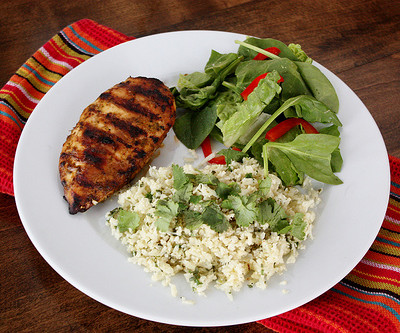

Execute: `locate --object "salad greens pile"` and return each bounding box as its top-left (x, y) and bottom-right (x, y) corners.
top-left (171, 37), bottom-right (343, 186)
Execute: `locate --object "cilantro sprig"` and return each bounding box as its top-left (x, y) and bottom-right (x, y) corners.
top-left (109, 208), bottom-right (140, 233)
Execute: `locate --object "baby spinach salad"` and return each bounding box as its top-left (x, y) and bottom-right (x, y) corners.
top-left (171, 37), bottom-right (343, 186)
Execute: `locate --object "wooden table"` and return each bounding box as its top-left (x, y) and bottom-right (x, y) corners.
top-left (1, 0), bottom-right (399, 331)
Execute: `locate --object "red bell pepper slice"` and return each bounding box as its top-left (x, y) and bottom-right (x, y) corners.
top-left (201, 136), bottom-right (226, 164)
top-left (253, 47), bottom-right (281, 61)
top-left (265, 118), bottom-right (318, 141)
top-left (208, 155), bottom-right (226, 164)
top-left (241, 73), bottom-right (284, 101)
top-left (200, 136), bottom-right (212, 157)
top-left (201, 137), bottom-right (243, 164)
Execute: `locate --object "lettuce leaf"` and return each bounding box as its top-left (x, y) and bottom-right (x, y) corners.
top-left (175, 51), bottom-right (241, 110)
top-left (219, 71), bottom-right (282, 147)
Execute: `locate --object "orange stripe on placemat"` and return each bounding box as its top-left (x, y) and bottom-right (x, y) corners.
top-left (363, 249), bottom-right (400, 268)
top-left (0, 89), bottom-right (34, 118)
top-left (23, 56), bottom-right (62, 86)
top-left (0, 104), bottom-right (24, 130)
top-left (383, 217), bottom-right (400, 233)
top-left (351, 265), bottom-right (400, 286)
top-left (46, 39), bottom-right (87, 67)
top-left (8, 75), bottom-right (45, 101)
top-left (388, 201), bottom-right (400, 216)
top-left (33, 50), bottom-right (73, 77)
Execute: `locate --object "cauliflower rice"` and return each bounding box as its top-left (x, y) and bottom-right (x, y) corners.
top-left (106, 158), bottom-right (321, 299)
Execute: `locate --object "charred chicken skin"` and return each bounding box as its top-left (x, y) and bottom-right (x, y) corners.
top-left (59, 77), bottom-right (176, 214)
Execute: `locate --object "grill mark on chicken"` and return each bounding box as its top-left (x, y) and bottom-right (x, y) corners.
top-left (99, 90), bottom-right (161, 121)
top-left (59, 76), bottom-right (176, 214)
top-left (126, 83), bottom-right (175, 107)
top-left (105, 112), bottom-right (147, 138)
top-left (83, 127), bottom-right (115, 145)
top-left (150, 136), bottom-right (160, 143)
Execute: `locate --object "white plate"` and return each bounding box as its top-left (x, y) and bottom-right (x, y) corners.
top-left (14, 31), bottom-right (390, 327)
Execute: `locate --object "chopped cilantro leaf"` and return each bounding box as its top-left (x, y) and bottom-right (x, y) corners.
top-left (154, 200), bottom-right (179, 232)
top-left (221, 199), bottom-right (233, 210)
top-left (172, 164), bottom-right (189, 190)
top-left (201, 205), bottom-right (230, 232)
top-left (187, 173), bottom-right (219, 186)
top-left (248, 178), bottom-right (272, 204)
top-left (145, 192), bottom-right (153, 200)
top-left (182, 209), bottom-right (203, 230)
top-left (228, 195), bottom-right (257, 227)
top-left (216, 148), bottom-right (248, 165)
top-left (258, 178), bottom-right (271, 196)
top-left (290, 213), bottom-right (306, 240)
top-left (275, 222), bottom-right (291, 234)
top-left (216, 182), bottom-right (241, 200)
top-left (258, 198), bottom-right (288, 231)
top-left (172, 181), bottom-right (193, 203)
top-left (189, 267), bottom-right (202, 285)
top-left (115, 209), bottom-right (140, 233)
top-left (155, 217), bottom-right (171, 232)
top-left (189, 194), bottom-right (202, 204)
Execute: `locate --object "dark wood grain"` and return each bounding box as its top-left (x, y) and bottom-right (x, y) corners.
top-left (1, 0), bottom-right (399, 331)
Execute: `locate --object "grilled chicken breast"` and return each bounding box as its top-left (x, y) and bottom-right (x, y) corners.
top-left (59, 77), bottom-right (176, 214)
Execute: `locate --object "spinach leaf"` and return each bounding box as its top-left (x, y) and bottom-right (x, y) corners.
top-left (235, 60), bottom-right (271, 90)
top-left (265, 134), bottom-right (343, 184)
top-left (295, 61), bottom-right (339, 113)
top-left (319, 125), bottom-right (340, 136)
top-left (268, 147), bottom-right (304, 186)
top-left (173, 103), bottom-right (217, 149)
top-left (243, 95), bottom-right (340, 154)
top-left (330, 149), bottom-right (343, 173)
top-left (237, 37), bottom-right (300, 61)
top-left (263, 58), bottom-right (312, 100)
top-left (235, 58), bottom-right (312, 99)
top-left (285, 95), bottom-right (342, 126)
